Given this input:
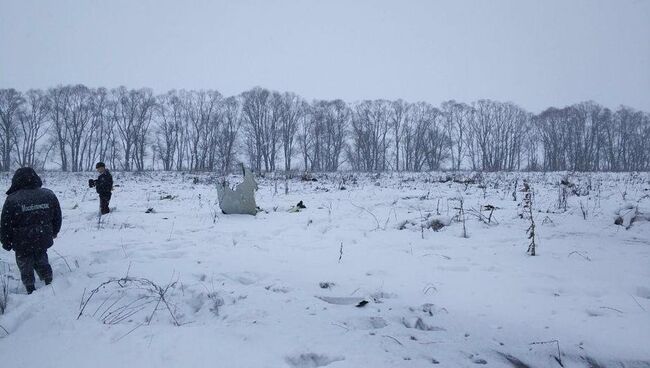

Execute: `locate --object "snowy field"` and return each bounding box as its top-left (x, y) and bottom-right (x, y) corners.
top-left (0, 171), bottom-right (649, 368)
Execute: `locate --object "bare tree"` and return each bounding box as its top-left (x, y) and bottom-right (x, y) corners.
top-left (110, 87), bottom-right (156, 171)
top-left (441, 100), bottom-right (472, 170)
top-left (181, 90), bottom-right (222, 171)
top-left (86, 88), bottom-right (115, 170)
top-left (2, 85), bottom-right (649, 174)
top-left (279, 92), bottom-right (307, 172)
top-left (14, 90), bottom-right (50, 168)
top-left (65, 85), bottom-right (96, 171)
top-left (307, 99), bottom-right (349, 171)
top-left (534, 106), bottom-right (566, 171)
top-left (421, 104), bottom-right (449, 170)
top-left (47, 86), bottom-right (71, 171)
top-left (535, 102), bottom-right (612, 171)
top-left (399, 102), bottom-right (447, 171)
top-left (297, 107), bottom-right (314, 171)
top-left (467, 100), bottom-right (528, 171)
top-left (323, 100), bottom-right (349, 171)
top-left (110, 87), bottom-right (136, 171)
top-left (241, 87), bottom-right (282, 172)
top-left (0, 89), bottom-right (24, 171)
top-left (216, 96), bottom-right (242, 175)
top-left (563, 102), bottom-right (606, 171)
top-left (266, 91), bottom-right (283, 172)
top-left (242, 87), bottom-right (268, 172)
top-left (389, 99), bottom-right (410, 171)
top-left (348, 100), bottom-right (391, 171)
top-left (604, 105), bottom-right (648, 171)
top-left (133, 90), bottom-right (156, 171)
top-left (155, 91), bottom-right (182, 171)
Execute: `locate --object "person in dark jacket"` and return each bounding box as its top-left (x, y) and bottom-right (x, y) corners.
top-left (90, 162), bottom-right (113, 215)
top-left (1, 167), bottom-right (62, 294)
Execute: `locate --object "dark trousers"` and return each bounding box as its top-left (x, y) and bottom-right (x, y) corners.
top-left (100, 193), bottom-right (112, 214)
top-left (16, 249), bottom-right (53, 289)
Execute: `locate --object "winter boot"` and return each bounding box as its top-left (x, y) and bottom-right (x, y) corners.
top-left (26, 285), bottom-right (36, 294)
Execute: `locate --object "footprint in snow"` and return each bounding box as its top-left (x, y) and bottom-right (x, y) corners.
top-left (265, 284), bottom-right (291, 293)
top-left (466, 353), bottom-right (488, 365)
top-left (223, 272), bottom-right (263, 285)
top-left (315, 296), bottom-right (366, 305)
top-left (341, 316), bottom-right (388, 330)
top-left (85, 212), bottom-right (102, 220)
top-left (401, 317), bottom-right (446, 331)
top-left (409, 303), bottom-right (447, 316)
top-left (285, 353), bottom-right (344, 368)
top-left (369, 291), bottom-right (397, 300)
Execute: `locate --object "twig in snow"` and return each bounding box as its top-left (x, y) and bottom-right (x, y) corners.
top-left (92, 290), bottom-right (120, 318)
top-left (568, 251), bottom-right (591, 261)
top-left (451, 196), bottom-right (468, 238)
top-left (81, 187), bottom-right (90, 202)
top-left (52, 250), bottom-right (72, 272)
top-left (120, 239), bottom-right (128, 258)
top-left (630, 294), bottom-right (646, 312)
top-left (421, 253), bottom-right (451, 260)
top-left (79, 288), bottom-right (86, 310)
top-left (542, 216), bottom-right (555, 225)
top-left (599, 306), bottom-right (623, 314)
top-left (422, 284), bottom-right (437, 294)
top-left (466, 207), bottom-right (499, 225)
top-left (382, 335), bottom-right (403, 346)
top-left (113, 322), bottom-right (145, 342)
top-left (579, 200), bottom-right (588, 220)
top-left (338, 242), bottom-right (343, 263)
top-left (529, 339), bottom-right (563, 367)
top-left (78, 276), bottom-right (181, 327)
top-left (167, 221), bottom-right (175, 241)
top-left (522, 184), bottom-right (537, 256)
top-left (325, 202), bottom-right (333, 221)
top-left (384, 207), bottom-right (396, 229)
top-left (0, 324), bottom-right (8, 337)
top-left (350, 202), bottom-right (381, 230)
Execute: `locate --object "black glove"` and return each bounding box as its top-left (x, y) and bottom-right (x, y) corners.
top-left (2, 243), bottom-right (11, 251)
top-left (89, 179), bottom-right (96, 188)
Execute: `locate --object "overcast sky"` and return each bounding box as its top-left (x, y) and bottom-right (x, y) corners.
top-left (1, 0), bottom-right (649, 112)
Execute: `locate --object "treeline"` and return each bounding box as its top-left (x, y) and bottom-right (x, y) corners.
top-left (0, 86), bottom-right (648, 173)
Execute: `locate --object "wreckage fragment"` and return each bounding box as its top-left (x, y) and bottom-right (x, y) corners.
top-left (216, 166), bottom-right (259, 215)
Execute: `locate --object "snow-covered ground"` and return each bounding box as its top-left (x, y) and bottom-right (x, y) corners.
top-left (0, 171), bottom-right (649, 368)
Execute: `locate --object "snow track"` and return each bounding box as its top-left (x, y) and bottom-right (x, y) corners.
top-left (0, 171), bottom-right (648, 367)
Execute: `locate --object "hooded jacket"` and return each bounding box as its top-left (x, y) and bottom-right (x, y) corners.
top-left (1, 168), bottom-right (62, 253)
top-left (95, 169), bottom-right (113, 195)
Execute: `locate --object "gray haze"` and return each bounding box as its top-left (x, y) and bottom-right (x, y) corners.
top-left (1, 0), bottom-right (649, 112)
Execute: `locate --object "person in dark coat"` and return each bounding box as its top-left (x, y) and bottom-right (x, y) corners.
top-left (1, 167), bottom-right (62, 294)
top-left (90, 162), bottom-right (113, 215)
